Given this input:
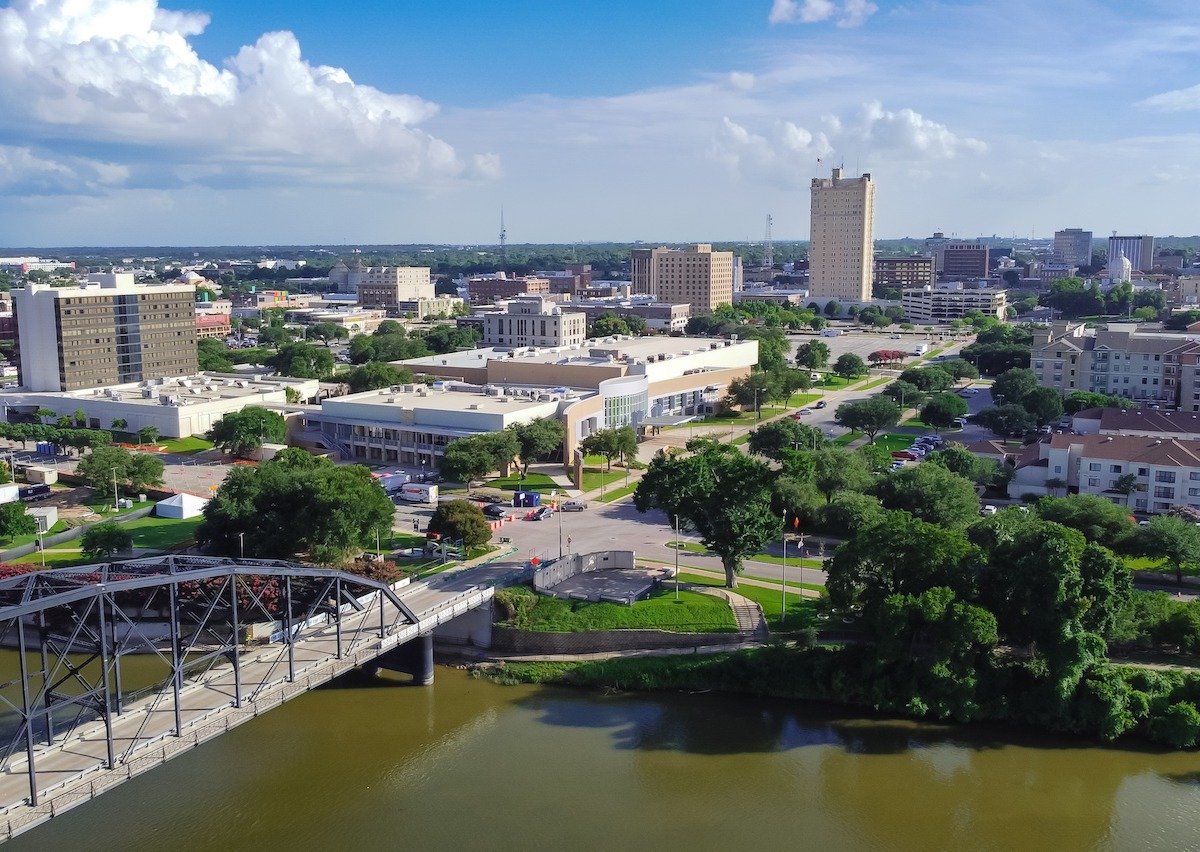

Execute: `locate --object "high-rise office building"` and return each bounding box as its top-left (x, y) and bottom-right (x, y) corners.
top-left (1108, 235), bottom-right (1155, 273)
top-left (808, 168), bottom-right (875, 301)
top-left (354, 266), bottom-right (433, 310)
top-left (924, 232), bottom-right (952, 273)
top-left (630, 244), bottom-right (734, 313)
top-left (13, 279), bottom-right (198, 392)
top-left (941, 241), bottom-right (990, 280)
top-left (1053, 228), bottom-right (1093, 266)
top-left (874, 256), bottom-right (936, 290)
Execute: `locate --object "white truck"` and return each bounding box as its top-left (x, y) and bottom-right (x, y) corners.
top-left (397, 482), bottom-right (439, 504)
top-left (820, 328), bottom-right (842, 337)
top-left (912, 343), bottom-right (929, 356)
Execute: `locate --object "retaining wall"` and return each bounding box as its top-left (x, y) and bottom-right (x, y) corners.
top-left (490, 625), bottom-right (746, 655)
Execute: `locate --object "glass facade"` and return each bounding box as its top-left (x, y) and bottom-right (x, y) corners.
top-left (604, 388), bottom-right (647, 428)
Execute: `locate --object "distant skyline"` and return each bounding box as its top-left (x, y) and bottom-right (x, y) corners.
top-left (0, 0), bottom-right (1197, 247)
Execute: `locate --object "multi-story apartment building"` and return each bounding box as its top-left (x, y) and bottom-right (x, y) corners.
top-left (629, 244), bottom-right (734, 313)
top-left (1053, 229), bottom-right (1093, 266)
top-left (560, 300), bottom-right (690, 333)
top-left (482, 297), bottom-right (586, 348)
top-left (535, 264), bottom-right (593, 294)
top-left (1035, 262), bottom-right (1078, 284)
top-left (466, 274), bottom-right (551, 304)
top-left (1108, 235), bottom-right (1155, 273)
top-left (13, 280), bottom-right (198, 392)
top-left (901, 284), bottom-right (1007, 324)
top-left (1030, 322), bottom-right (1200, 405)
top-left (941, 241), bottom-right (990, 280)
top-left (808, 168), bottom-right (875, 302)
top-left (875, 256), bottom-right (936, 290)
top-left (999, 432), bottom-right (1200, 513)
top-left (355, 267), bottom-right (433, 310)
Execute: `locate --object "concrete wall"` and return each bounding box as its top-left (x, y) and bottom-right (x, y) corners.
top-left (533, 550), bottom-right (636, 593)
top-left (490, 625), bottom-right (746, 654)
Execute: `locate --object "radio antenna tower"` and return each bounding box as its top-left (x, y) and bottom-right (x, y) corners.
top-left (764, 214), bottom-right (774, 270)
top-left (498, 206), bottom-right (508, 271)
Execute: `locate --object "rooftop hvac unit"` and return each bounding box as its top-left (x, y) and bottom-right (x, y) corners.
top-left (142, 389), bottom-right (153, 399)
top-left (385, 397), bottom-right (396, 403)
top-left (496, 397), bottom-right (510, 404)
top-left (467, 403), bottom-right (479, 410)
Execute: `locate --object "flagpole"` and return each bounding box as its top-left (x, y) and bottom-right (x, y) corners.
top-left (781, 510), bottom-right (787, 629)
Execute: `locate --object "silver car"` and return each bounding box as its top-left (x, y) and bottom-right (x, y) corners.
top-left (560, 500), bottom-right (588, 512)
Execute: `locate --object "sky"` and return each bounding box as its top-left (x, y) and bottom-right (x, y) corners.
top-left (0, 0), bottom-right (1197, 248)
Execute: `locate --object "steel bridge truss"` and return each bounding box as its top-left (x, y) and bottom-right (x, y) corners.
top-left (0, 555), bottom-right (420, 808)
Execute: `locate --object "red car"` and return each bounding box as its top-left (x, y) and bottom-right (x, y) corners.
top-left (890, 450), bottom-right (919, 461)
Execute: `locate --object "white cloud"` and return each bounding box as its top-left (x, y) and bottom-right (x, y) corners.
top-left (769, 0), bottom-right (836, 25)
top-left (0, 0), bottom-right (495, 189)
top-left (838, 0), bottom-right (878, 28)
top-left (0, 145), bottom-right (128, 194)
top-left (728, 71), bottom-right (756, 91)
top-left (768, 0), bottom-right (876, 27)
top-left (855, 101), bottom-right (987, 158)
top-left (1137, 82), bottom-right (1200, 112)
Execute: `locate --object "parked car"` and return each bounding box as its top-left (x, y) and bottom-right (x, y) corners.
top-left (980, 505), bottom-right (998, 516)
top-left (891, 451), bottom-right (919, 461)
top-left (476, 494), bottom-right (506, 505)
top-left (814, 400), bottom-right (827, 409)
top-left (560, 500), bottom-right (587, 512)
top-left (483, 504), bottom-right (509, 519)
top-left (797, 408), bottom-right (812, 416)
top-left (889, 461), bottom-right (905, 471)
top-left (530, 505), bottom-right (554, 521)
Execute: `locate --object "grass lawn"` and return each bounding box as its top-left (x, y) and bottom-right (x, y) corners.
top-left (497, 584), bottom-right (738, 633)
top-left (598, 482), bottom-right (638, 503)
top-left (1126, 555), bottom-right (1170, 571)
top-left (86, 499), bottom-right (155, 518)
top-left (677, 572), bottom-right (817, 632)
top-left (731, 433), bottom-right (750, 446)
top-left (159, 436), bottom-right (215, 455)
top-left (832, 432), bottom-right (861, 446)
top-left (666, 541), bottom-right (826, 571)
top-left (856, 376), bottom-right (893, 391)
top-left (901, 417), bottom-right (964, 433)
top-left (487, 472), bottom-right (570, 495)
top-left (582, 467), bottom-right (627, 492)
top-left (813, 374), bottom-right (857, 389)
top-left (870, 433), bottom-right (921, 454)
top-left (10, 547), bottom-right (87, 568)
top-left (1, 520), bottom-right (69, 550)
top-left (122, 514), bottom-right (205, 550)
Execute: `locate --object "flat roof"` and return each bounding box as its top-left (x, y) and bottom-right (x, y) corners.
top-left (400, 335), bottom-right (750, 372)
top-left (3, 373), bottom-right (314, 408)
top-left (325, 382), bottom-right (590, 414)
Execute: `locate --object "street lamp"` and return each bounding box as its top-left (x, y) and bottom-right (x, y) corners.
top-left (238, 532), bottom-right (245, 560)
top-left (754, 388), bottom-right (762, 421)
top-left (781, 510), bottom-right (787, 629)
top-left (558, 506), bottom-right (564, 560)
top-left (112, 467), bottom-right (119, 511)
top-left (674, 514), bottom-right (680, 601)
top-left (37, 530), bottom-right (45, 568)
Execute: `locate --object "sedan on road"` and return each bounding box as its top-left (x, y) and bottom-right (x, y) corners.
top-left (529, 506), bottom-right (554, 521)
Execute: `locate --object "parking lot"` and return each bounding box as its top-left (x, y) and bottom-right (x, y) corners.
top-left (788, 328), bottom-right (970, 365)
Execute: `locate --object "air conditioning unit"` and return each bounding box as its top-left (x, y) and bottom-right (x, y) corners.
top-left (467, 404), bottom-right (479, 410)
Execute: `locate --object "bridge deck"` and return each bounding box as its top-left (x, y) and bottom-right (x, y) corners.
top-left (0, 573), bottom-right (493, 841)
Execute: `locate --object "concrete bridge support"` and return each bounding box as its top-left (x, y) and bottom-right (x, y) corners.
top-left (365, 633), bottom-right (434, 685)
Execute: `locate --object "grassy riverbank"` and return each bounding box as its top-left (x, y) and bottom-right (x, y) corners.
top-left (495, 585), bottom-right (738, 633)
top-left (475, 645), bottom-right (1200, 749)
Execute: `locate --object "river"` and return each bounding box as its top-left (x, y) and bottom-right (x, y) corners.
top-left (7, 666), bottom-right (1200, 851)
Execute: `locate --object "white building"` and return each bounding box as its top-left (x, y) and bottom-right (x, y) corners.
top-left (1108, 235), bottom-right (1155, 273)
top-left (901, 283), bottom-right (1007, 323)
top-left (482, 296), bottom-right (586, 348)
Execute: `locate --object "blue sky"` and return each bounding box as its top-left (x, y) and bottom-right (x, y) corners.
top-left (0, 0), bottom-right (1197, 247)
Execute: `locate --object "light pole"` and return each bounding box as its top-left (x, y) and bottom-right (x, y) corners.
top-left (37, 530), bottom-right (45, 568)
top-left (112, 467), bottom-right (119, 511)
top-left (754, 388), bottom-right (762, 421)
top-left (781, 510), bottom-right (787, 629)
top-left (674, 514), bottom-right (680, 601)
top-left (238, 532), bottom-right (245, 560)
top-left (558, 507), bottom-right (564, 559)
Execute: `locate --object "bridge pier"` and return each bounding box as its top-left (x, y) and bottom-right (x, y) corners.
top-left (365, 633), bottom-right (434, 685)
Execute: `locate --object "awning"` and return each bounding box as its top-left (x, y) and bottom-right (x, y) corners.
top-left (640, 414), bottom-right (696, 427)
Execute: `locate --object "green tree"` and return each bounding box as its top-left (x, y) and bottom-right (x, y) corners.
top-left (110, 418), bottom-right (128, 432)
top-left (1035, 494), bottom-right (1137, 551)
top-left (975, 404), bottom-right (1036, 437)
top-left (1139, 515), bottom-right (1200, 585)
top-left (305, 321), bottom-right (349, 347)
top-left (927, 444), bottom-right (1000, 487)
top-left (1023, 386), bottom-right (1065, 427)
top-left (634, 440), bottom-right (778, 588)
top-left (812, 447), bottom-right (873, 503)
top-left (832, 352), bottom-right (867, 379)
top-left (1078, 543), bottom-right (1133, 638)
top-left (0, 502), bottom-right (36, 541)
top-left (35, 407), bottom-right (56, 425)
top-left (991, 367), bottom-right (1039, 406)
top-left (197, 338), bottom-right (234, 372)
top-left (197, 453), bottom-right (393, 564)
top-left (898, 366), bottom-right (954, 393)
top-left (509, 418), bottom-right (565, 476)
top-left (827, 511), bottom-right (979, 618)
top-left (794, 340), bottom-right (830, 369)
top-left (938, 359), bottom-right (980, 381)
top-left (823, 301), bottom-right (840, 317)
top-left (208, 406), bottom-right (288, 457)
top-left (266, 342), bottom-right (335, 378)
top-left (920, 393), bottom-right (968, 430)
top-left (426, 500), bottom-right (493, 549)
top-left (440, 439), bottom-right (499, 488)
top-left (747, 419), bottom-right (824, 459)
top-left (346, 362), bottom-right (412, 393)
top-left (137, 425), bottom-right (160, 446)
top-left (873, 463), bottom-right (981, 527)
top-left (81, 521), bottom-right (133, 559)
top-left (881, 380), bottom-right (925, 409)
top-left (581, 426), bottom-right (637, 471)
top-left (1112, 472), bottom-right (1140, 507)
top-left (834, 396), bottom-right (901, 440)
top-left (75, 446), bottom-right (164, 494)
top-left (589, 313), bottom-right (633, 337)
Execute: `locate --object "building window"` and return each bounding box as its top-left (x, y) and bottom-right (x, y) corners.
top-left (1156, 471), bottom-right (1177, 483)
top-left (1110, 465), bottom-right (1122, 473)
top-left (1088, 462), bottom-right (1101, 471)
top-left (1088, 477), bottom-right (1099, 487)
top-left (1138, 467), bottom-right (1149, 476)
top-left (1154, 486), bottom-right (1175, 499)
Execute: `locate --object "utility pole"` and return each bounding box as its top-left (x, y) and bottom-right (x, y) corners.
top-left (112, 467), bottom-right (118, 511)
top-left (498, 206), bottom-right (508, 272)
top-left (674, 515), bottom-right (680, 601)
top-left (781, 510), bottom-right (787, 629)
top-left (764, 214), bottom-right (774, 270)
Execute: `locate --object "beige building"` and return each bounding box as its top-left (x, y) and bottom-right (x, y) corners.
top-left (482, 297), bottom-right (587, 348)
top-left (901, 284), bottom-right (1007, 324)
top-left (875, 256), bottom-right (935, 290)
top-left (1031, 322), bottom-right (1200, 406)
top-left (630, 244), bottom-right (734, 313)
top-left (809, 168), bottom-right (875, 302)
top-left (355, 267), bottom-right (434, 310)
top-left (13, 281), bottom-right (198, 392)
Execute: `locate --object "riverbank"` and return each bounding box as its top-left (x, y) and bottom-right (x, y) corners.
top-left (472, 643), bottom-right (1200, 749)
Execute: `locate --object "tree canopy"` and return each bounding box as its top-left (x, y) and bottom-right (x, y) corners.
top-left (208, 406), bottom-right (287, 457)
top-left (873, 463), bottom-right (981, 527)
top-left (76, 446), bottom-right (164, 493)
top-left (834, 396), bottom-right (900, 440)
top-left (427, 500), bottom-right (493, 549)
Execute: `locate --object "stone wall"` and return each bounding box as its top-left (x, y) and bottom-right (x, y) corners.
top-left (490, 625), bottom-right (747, 655)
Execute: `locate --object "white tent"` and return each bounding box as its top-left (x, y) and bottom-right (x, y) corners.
top-left (155, 493), bottom-right (209, 520)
